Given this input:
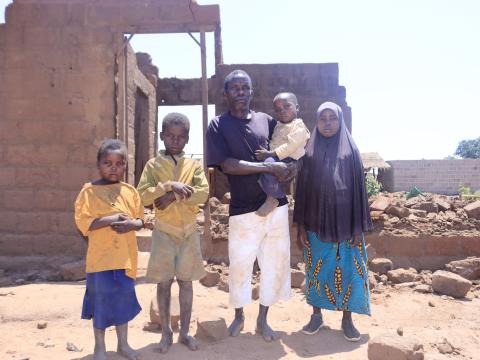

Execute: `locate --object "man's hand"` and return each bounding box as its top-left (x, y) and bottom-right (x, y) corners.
top-left (154, 192), bottom-right (176, 210)
top-left (297, 223), bottom-right (309, 248)
top-left (255, 147), bottom-right (275, 161)
top-left (170, 182), bottom-right (194, 200)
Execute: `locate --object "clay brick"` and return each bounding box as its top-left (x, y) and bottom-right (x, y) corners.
top-left (0, 233), bottom-right (85, 256)
top-left (423, 236), bottom-right (462, 256)
top-left (384, 235), bottom-right (424, 257)
top-left (49, 211), bottom-right (77, 234)
top-left (3, 189), bottom-right (35, 210)
top-left (58, 166), bottom-right (92, 189)
top-left (19, 120), bottom-right (62, 143)
top-left (0, 211), bottom-right (18, 232)
top-left (36, 144), bottom-right (69, 165)
top-left (16, 167), bottom-right (57, 188)
top-left (16, 212), bottom-right (50, 234)
top-left (0, 120), bottom-right (21, 142)
top-left (62, 121), bottom-right (95, 144)
top-left (461, 237), bottom-right (480, 256)
top-left (34, 189), bottom-right (68, 210)
top-left (0, 167), bottom-right (16, 186)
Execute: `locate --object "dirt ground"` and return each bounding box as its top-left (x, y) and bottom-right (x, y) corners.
top-left (1, 279), bottom-right (479, 360)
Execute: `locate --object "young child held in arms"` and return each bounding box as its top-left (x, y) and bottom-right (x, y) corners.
top-left (74, 139), bottom-right (144, 360)
top-left (137, 112), bottom-right (209, 353)
top-left (255, 92), bottom-right (310, 216)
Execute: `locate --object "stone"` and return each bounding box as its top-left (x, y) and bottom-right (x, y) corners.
top-left (66, 342), bottom-right (82, 352)
top-left (369, 258), bottom-right (394, 275)
top-left (368, 333), bottom-right (424, 360)
top-left (37, 322), bottom-right (47, 329)
top-left (445, 257), bottom-right (480, 280)
top-left (464, 200), bottom-right (480, 219)
top-left (369, 272), bottom-right (378, 288)
top-left (195, 318), bottom-right (228, 341)
top-left (428, 301), bottom-right (435, 307)
top-left (300, 280), bottom-right (306, 294)
top-left (366, 243), bottom-right (377, 260)
top-left (386, 206), bottom-right (410, 218)
top-left (405, 196), bottom-right (422, 208)
top-left (410, 209), bottom-right (427, 218)
top-left (59, 260), bottom-right (85, 281)
top-left (251, 283), bottom-right (260, 300)
top-left (432, 270), bottom-right (472, 298)
top-left (291, 269), bottom-right (305, 288)
top-left (380, 274), bottom-right (388, 284)
top-left (221, 192), bottom-right (231, 204)
top-left (414, 284), bottom-right (433, 294)
top-left (150, 293), bottom-right (180, 330)
top-left (387, 268), bottom-right (421, 284)
top-left (370, 210), bottom-right (385, 219)
top-left (200, 269), bottom-right (221, 287)
top-left (370, 196), bottom-right (392, 211)
top-left (434, 200), bottom-right (451, 212)
top-left (143, 322), bottom-right (161, 332)
top-left (397, 327), bottom-right (404, 336)
top-left (413, 202), bottom-right (438, 214)
top-left (437, 342), bottom-right (453, 354)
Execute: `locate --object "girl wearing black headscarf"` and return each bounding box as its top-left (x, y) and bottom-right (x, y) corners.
top-left (293, 102), bottom-right (372, 342)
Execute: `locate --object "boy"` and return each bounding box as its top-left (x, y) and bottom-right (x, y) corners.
top-left (255, 92), bottom-right (310, 216)
top-left (137, 112), bottom-right (209, 353)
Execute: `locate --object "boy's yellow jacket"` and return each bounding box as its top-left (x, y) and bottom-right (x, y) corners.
top-left (137, 151), bottom-right (209, 239)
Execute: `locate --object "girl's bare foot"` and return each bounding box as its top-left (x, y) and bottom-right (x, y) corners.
top-left (179, 334), bottom-right (199, 351)
top-left (117, 344), bottom-right (140, 360)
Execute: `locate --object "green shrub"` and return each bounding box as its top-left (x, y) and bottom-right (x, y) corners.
top-left (366, 173), bottom-right (382, 197)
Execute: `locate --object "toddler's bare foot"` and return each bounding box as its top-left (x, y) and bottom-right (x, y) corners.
top-left (255, 196), bottom-right (279, 217)
top-left (156, 331), bottom-right (173, 354)
top-left (117, 344), bottom-right (140, 360)
top-left (228, 316), bottom-right (245, 337)
top-left (256, 320), bottom-right (280, 342)
top-left (179, 334), bottom-right (199, 351)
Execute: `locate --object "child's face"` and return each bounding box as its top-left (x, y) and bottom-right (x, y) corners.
top-left (160, 124), bottom-right (189, 155)
top-left (97, 150), bottom-right (126, 183)
top-left (273, 99), bottom-right (298, 124)
top-left (317, 109), bottom-right (340, 137)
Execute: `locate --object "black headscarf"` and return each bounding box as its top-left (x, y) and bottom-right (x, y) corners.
top-left (293, 102), bottom-right (372, 242)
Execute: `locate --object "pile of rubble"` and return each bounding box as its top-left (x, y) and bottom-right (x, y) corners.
top-left (369, 192), bottom-right (480, 236)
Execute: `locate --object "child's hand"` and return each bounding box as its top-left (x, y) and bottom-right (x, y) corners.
top-left (154, 192), bottom-right (176, 210)
top-left (111, 218), bottom-right (142, 233)
top-left (255, 147), bottom-right (274, 161)
top-left (171, 182), bottom-right (194, 199)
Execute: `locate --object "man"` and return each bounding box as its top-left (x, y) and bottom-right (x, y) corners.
top-left (206, 70), bottom-right (295, 342)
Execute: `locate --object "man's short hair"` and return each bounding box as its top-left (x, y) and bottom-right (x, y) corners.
top-left (162, 112), bottom-right (190, 133)
top-left (224, 70), bottom-right (252, 91)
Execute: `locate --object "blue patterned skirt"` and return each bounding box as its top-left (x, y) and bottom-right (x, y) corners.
top-left (81, 269), bottom-right (142, 329)
top-left (304, 232), bottom-right (371, 315)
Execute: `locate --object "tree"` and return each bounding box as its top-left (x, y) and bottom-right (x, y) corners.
top-left (454, 137), bottom-right (480, 159)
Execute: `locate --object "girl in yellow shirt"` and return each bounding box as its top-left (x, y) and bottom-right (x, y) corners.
top-left (74, 139), bottom-right (144, 360)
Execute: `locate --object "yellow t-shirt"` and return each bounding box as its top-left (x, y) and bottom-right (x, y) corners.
top-left (74, 182), bottom-right (143, 279)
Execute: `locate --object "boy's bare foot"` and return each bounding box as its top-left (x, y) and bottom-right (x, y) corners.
top-left (179, 334), bottom-right (199, 351)
top-left (301, 313), bottom-right (324, 335)
top-left (156, 331), bottom-right (173, 354)
top-left (228, 316), bottom-right (245, 337)
top-left (342, 315), bottom-right (361, 342)
top-left (255, 196), bottom-right (279, 217)
top-left (256, 320), bottom-right (280, 342)
top-left (93, 347), bottom-right (107, 360)
top-left (117, 344), bottom-right (140, 360)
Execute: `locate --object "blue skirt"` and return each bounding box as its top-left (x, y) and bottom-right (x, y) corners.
top-left (304, 232), bottom-right (371, 315)
top-left (81, 269), bottom-right (142, 329)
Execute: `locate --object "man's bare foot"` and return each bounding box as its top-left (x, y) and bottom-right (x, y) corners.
top-left (301, 313), bottom-right (324, 335)
top-left (117, 344), bottom-right (140, 360)
top-left (93, 347), bottom-right (107, 360)
top-left (342, 316), bottom-right (361, 342)
top-left (179, 334), bottom-right (199, 351)
top-left (228, 316), bottom-right (245, 337)
top-left (255, 196), bottom-right (279, 217)
top-left (256, 320), bottom-right (280, 342)
top-left (156, 331), bottom-right (173, 354)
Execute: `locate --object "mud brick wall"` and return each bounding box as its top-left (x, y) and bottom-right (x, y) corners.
top-left (379, 159), bottom-right (480, 195)
top-left (0, 0), bottom-right (181, 258)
